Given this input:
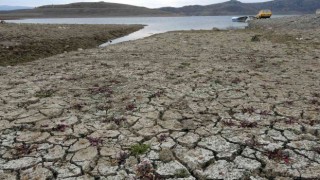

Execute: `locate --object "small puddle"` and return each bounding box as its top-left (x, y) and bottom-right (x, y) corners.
top-left (99, 25), bottom-right (154, 47)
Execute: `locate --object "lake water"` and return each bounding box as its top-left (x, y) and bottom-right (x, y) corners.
top-left (7, 16), bottom-right (285, 45)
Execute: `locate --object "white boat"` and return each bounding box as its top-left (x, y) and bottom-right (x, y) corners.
top-left (232, 16), bottom-right (248, 22)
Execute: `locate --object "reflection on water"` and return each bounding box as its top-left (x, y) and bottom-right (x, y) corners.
top-left (8, 16), bottom-right (286, 45)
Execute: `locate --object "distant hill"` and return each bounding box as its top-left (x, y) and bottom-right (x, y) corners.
top-left (0, 2), bottom-right (175, 19)
top-left (159, 0), bottom-right (320, 16)
top-left (1, 0), bottom-right (319, 20)
top-left (0, 5), bottom-right (32, 11)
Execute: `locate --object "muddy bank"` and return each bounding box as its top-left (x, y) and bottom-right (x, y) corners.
top-left (0, 23), bottom-right (144, 66)
top-left (249, 14), bottom-right (320, 30)
top-left (0, 16), bottom-right (319, 179)
top-left (248, 15), bottom-right (320, 51)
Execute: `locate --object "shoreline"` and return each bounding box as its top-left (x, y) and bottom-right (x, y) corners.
top-left (0, 23), bottom-right (144, 66)
top-left (0, 13), bottom-right (304, 21)
top-left (0, 15), bottom-right (319, 179)
top-left (0, 14), bottom-right (183, 21)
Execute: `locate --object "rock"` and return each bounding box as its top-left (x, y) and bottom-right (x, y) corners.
top-left (182, 119), bottom-right (196, 130)
top-left (99, 170), bottom-right (129, 180)
top-left (268, 129), bottom-right (287, 141)
top-left (69, 138), bottom-right (91, 152)
top-left (93, 157), bottom-right (118, 176)
top-left (15, 113), bottom-right (47, 124)
top-left (47, 136), bottom-right (76, 146)
top-left (39, 104), bottom-right (64, 118)
top-left (1, 157), bottom-right (41, 170)
top-left (52, 163), bottom-right (82, 179)
top-left (0, 170), bottom-right (16, 179)
top-left (72, 147), bottom-right (98, 171)
top-left (175, 146), bottom-right (215, 170)
top-left (137, 125), bottom-right (167, 137)
top-left (147, 150), bottom-right (160, 160)
top-left (274, 106), bottom-right (302, 119)
top-left (126, 115), bottom-right (140, 125)
top-left (90, 130), bottom-right (120, 138)
top-left (250, 176), bottom-right (268, 180)
top-left (198, 135), bottom-right (240, 159)
top-left (44, 145), bottom-right (65, 160)
top-left (159, 148), bottom-right (174, 163)
top-left (300, 163), bottom-right (320, 179)
top-left (156, 160), bottom-right (189, 177)
top-left (234, 156), bottom-right (261, 171)
top-left (160, 137), bottom-right (176, 149)
top-left (177, 132), bottom-right (199, 148)
top-left (63, 175), bottom-right (94, 180)
top-left (132, 117), bottom-right (155, 130)
top-left (72, 147), bottom-right (98, 163)
top-left (212, 27), bottom-right (220, 31)
top-left (251, 35), bottom-right (261, 42)
top-left (21, 166), bottom-right (53, 180)
top-left (162, 110), bottom-right (183, 120)
top-left (19, 97), bottom-right (39, 107)
top-left (16, 131), bottom-right (50, 143)
top-left (203, 160), bottom-right (245, 179)
top-left (283, 130), bottom-right (298, 140)
top-left (125, 156), bottom-right (138, 172)
top-left (53, 115), bottom-right (78, 126)
top-left (158, 120), bottom-right (183, 130)
top-left (100, 146), bottom-right (121, 158)
top-left (287, 140), bottom-right (317, 151)
top-left (0, 120), bottom-right (12, 131)
top-left (37, 143), bottom-right (54, 150)
top-left (241, 147), bottom-right (257, 159)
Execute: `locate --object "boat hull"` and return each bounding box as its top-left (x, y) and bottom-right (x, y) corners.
top-left (232, 16), bottom-right (248, 22)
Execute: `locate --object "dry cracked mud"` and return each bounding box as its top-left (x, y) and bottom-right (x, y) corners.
top-left (0, 20), bottom-right (320, 179)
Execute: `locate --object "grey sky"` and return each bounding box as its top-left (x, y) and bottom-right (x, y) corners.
top-left (0, 0), bottom-right (270, 8)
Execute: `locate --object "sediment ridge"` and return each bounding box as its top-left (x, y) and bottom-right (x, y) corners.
top-left (0, 23), bottom-right (144, 66)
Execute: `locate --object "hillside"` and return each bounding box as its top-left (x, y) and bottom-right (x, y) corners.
top-left (1, 0), bottom-right (319, 19)
top-left (159, 0), bottom-right (320, 15)
top-left (0, 2), bottom-right (174, 19)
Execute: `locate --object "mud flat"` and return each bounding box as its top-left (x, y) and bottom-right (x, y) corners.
top-left (0, 23), bottom-right (144, 66)
top-left (0, 16), bottom-right (319, 179)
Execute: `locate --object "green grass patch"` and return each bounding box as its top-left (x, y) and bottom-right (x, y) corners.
top-left (174, 169), bottom-right (189, 178)
top-left (130, 144), bottom-right (150, 156)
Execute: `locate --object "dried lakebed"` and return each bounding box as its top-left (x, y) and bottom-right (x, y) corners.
top-left (0, 27), bottom-right (320, 179)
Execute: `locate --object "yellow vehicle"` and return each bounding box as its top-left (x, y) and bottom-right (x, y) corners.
top-left (256, 9), bottom-right (272, 19)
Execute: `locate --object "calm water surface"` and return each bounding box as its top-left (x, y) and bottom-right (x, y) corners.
top-left (8, 16), bottom-right (286, 45)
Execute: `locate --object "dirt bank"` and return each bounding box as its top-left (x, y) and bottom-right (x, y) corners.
top-left (0, 16), bottom-right (319, 179)
top-left (249, 14), bottom-right (320, 30)
top-left (0, 23), bottom-right (144, 66)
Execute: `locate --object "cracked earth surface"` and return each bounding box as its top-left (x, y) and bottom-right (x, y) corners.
top-left (0, 26), bottom-right (320, 179)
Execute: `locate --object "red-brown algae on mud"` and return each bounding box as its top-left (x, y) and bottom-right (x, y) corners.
top-left (0, 15), bottom-right (320, 179)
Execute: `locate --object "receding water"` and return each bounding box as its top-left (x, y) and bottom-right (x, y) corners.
top-left (7, 16), bottom-right (286, 45)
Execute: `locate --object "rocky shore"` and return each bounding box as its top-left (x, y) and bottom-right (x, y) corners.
top-left (0, 23), bottom-right (144, 66)
top-left (0, 16), bottom-right (319, 179)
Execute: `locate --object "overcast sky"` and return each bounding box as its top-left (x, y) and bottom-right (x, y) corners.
top-left (0, 0), bottom-right (270, 8)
